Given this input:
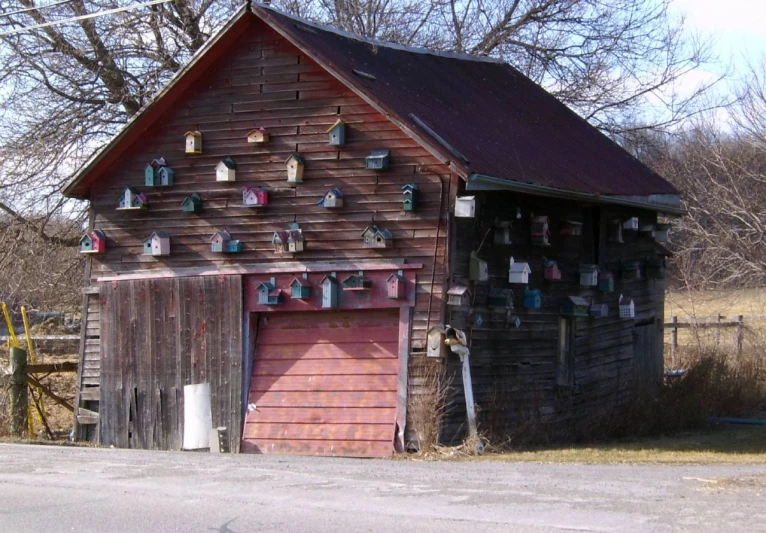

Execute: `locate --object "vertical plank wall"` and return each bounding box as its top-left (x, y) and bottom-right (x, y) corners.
top-left (444, 191), bottom-right (664, 443)
top-left (85, 17), bottom-right (451, 448)
top-left (99, 276), bottom-right (243, 450)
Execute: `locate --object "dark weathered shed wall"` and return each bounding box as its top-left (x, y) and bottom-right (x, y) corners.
top-left (444, 191), bottom-right (664, 443)
top-left (99, 276), bottom-right (243, 450)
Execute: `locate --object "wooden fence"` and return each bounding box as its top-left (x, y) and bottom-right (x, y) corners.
top-left (664, 314), bottom-right (766, 360)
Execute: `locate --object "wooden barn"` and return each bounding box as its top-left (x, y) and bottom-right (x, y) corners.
top-left (63, 4), bottom-right (682, 456)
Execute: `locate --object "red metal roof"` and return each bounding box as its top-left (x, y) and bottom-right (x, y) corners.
top-left (256, 7), bottom-right (677, 197)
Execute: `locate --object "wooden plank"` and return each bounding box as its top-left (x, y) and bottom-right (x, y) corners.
top-left (243, 422), bottom-right (394, 441)
top-left (241, 438), bottom-right (393, 457)
top-left (244, 407), bottom-right (396, 425)
top-left (250, 343), bottom-right (398, 360)
top-left (248, 390), bottom-right (397, 408)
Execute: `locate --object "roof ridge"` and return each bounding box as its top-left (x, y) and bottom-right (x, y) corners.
top-left (254, 3), bottom-right (504, 65)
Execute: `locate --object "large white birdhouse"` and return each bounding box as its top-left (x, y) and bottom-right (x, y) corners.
top-left (143, 231), bottom-right (170, 256)
top-left (184, 130), bottom-right (202, 154)
top-left (285, 153), bottom-right (305, 183)
top-left (426, 326), bottom-right (447, 358)
top-left (321, 274), bottom-right (339, 308)
top-left (455, 196), bottom-right (476, 218)
top-left (508, 257), bottom-right (531, 284)
top-left (216, 157), bottom-right (237, 182)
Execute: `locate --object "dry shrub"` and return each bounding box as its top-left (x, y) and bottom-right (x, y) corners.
top-left (407, 359), bottom-right (452, 452)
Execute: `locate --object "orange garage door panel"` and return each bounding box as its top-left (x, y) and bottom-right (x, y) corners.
top-left (242, 310), bottom-right (400, 457)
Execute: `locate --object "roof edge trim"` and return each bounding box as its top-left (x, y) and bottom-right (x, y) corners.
top-left (466, 174), bottom-right (686, 216)
top-left (254, 3), bottom-right (503, 64)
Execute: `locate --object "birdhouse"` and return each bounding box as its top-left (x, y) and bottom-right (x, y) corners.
top-left (618, 294), bottom-right (635, 318)
top-left (426, 326), bottom-right (447, 358)
top-left (386, 272), bottom-right (405, 299)
top-left (118, 187), bottom-right (147, 210)
top-left (342, 272), bottom-right (372, 291)
top-left (216, 157), bottom-right (236, 182)
top-left (144, 158), bottom-right (170, 187)
top-left (561, 296), bottom-right (590, 317)
top-left (609, 219), bottom-right (624, 243)
top-left (402, 184), bottom-right (419, 211)
top-left (361, 226), bottom-right (392, 248)
top-left (256, 278), bottom-right (282, 306)
top-left (317, 188), bottom-right (344, 208)
top-left (655, 223), bottom-right (671, 243)
top-left (523, 288), bottom-right (542, 309)
top-left (640, 224), bottom-right (655, 237)
top-left (290, 274), bottom-right (311, 299)
top-left (508, 257), bottom-right (531, 284)
top-left (272, 231), bottom-right (288, 254)
top-left (225, 240), bottom-right (242, 253)
top-left (544, 259), bottom-right (562, 281)
top-left (598, 272), bottom-right (614, 293)
top-left (493, 221), bottom-right (512, 245)
top-left (321, 274), bottom-right (339, 308)
top-left (469, 251), bottom-right (489, 282)
top-left (326, 119), bottom-right (346, 146)
top-left (487, 287), bottom-right (512, 308)
top-left (285, 153), bottom-right (305, 183)
top-left (210, 230), bottom-right (231, 253)
top-left (447, 285), bottom-right (471, 307)
top-left (623, 217), bottom-right (639, 231)
top-left (242, 186), bottom-right (268, 207)
top-left (560, 220), bottom-right (583, 236)
top-left (184, 130), bottom-right (202, 154)
top-left (579, 264), bottom-right (599, 287)
top-left (143, 231), bottom-right (170, 256)
top-left (455, 196), bottom-right (476, 218)
top-left (621, 261), bottom-right (641, 281)
top-left (246, 127), bottom-right (270, 144)
top-left (365, 150), bottom-right (390, 170)
top-left (530, 215), bottom-right (551, 246)
top-left (287, 223), bottom-right (304, 253)
top-left (80, 230), bottom-right (106, 254)
top-left (590, 303), bottom-right (609, 318)
top-left (645, 258), bottom-right (665, 280)
top-left (181, 193), bottom-right (203, 213)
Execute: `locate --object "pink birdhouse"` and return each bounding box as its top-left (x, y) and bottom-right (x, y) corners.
top-left (543, 259), bottom-right (561, 281)
top-left (242, 186), bottom-right (268, 207)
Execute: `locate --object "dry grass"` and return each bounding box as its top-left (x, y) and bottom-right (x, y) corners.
top-left (406, 360), bottom-right (453, 452)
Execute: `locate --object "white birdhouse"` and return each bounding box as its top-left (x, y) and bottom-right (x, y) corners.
top-left (623, 217), bottom-right (639, 231)
top-left (508, 257), bottom-right (531, 284)
top-left (455, 196), bottom-right (476, 218)
top-left (143, 231), bottom-right (170, 256)
top-left (216, 157), bottom-right (236, 182)
top-left (184, 130), bottom-right (202, 154)
top-left (321, 275), bottom-right (338, 309)
top-left (285, 153), bottom-right (305, 183)
top-left (619, 294), bottom-right (635, 318)
top-left (579, 264), bottom-right (599, 287)
top-left (426, 326), bottom-right (447, 358)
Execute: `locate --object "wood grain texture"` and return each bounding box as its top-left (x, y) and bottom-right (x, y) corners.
top-left (243, 310), bottom-right (398, 457)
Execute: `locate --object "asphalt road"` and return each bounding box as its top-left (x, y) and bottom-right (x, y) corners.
top-left (0, 444), bottom-right (765, 533)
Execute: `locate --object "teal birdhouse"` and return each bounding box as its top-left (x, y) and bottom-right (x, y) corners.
top-left (290, 274), bottom-right (311, 299)
top-left (157, 166), bottom-right (174, 186)
top-left (523, 288), bottom-right (542, 309)
top-left (342, 272), bottom-right (372, 291)
top-left (402, 183), bottom-right (419, 211)
top-left (598, 272), bottom-right (614, 293)
top-left (225, 240), bottom-right (242, 253)
top-left (327, 119), bottom-right (346, 146)
top-left (181, 193), bottom-right (203, 213)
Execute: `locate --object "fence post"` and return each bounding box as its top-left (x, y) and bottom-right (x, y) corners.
top-left (670, 315), bottom-right (678, 366)
top-left (715, 313), bottom-right (722, 347)
top-left (736, 315), bottom-right (744, 356)
top-left (8, 347), bottom-right (28, 437)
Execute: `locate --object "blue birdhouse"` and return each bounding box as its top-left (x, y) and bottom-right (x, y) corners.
top-left (402, 183), bottom-right (419, 211)
top-left (523, 288), bottom-right (542, 309)
top-left (365, 150), bottom-right (390, 170)
top-left (327, 119), bottom-right (346, 146)
top-left (290, 274), bottom-right (311, 299)
top-left (181, 193), bottom-right (203, 213)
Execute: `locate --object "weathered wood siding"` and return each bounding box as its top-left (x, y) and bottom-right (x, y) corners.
top-left (99, 276), bottom-right (243, 450)
top-left (85, 17), bottom-right (451, 449)
top-left (88, 18), bottom-right (451, 345)
top-left (444, 191), bottom-right (664, 443)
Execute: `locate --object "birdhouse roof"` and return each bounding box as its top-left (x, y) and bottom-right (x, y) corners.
top-left (91, 229), bottom-right (106, 240)
top-left (401, 183), bottom-right (419, 192)
top-left (524, 288), bottom-right (542, 296)
top-left (256, 281), bottom-right (275, 291)
top-left (320, 275), bottom-right (337, 284)
top-left (567, 296), bottom-right (590, 307)
top-left (150, 157), bottom-right (166, 167)
top-left (184, 130), bottom-right (201, 138)
top-left (387, 273), bottom-right (404, 282)
top-left (285, 152), bottom-right (305, 165)
top-left (290, 277), bottom-right (311, 287)
top-left (325, 188), bottom-right (343, 198)
top-left (79, 234), bottom-right (93, 244)
top-left (361, 225), bottom-right (392, 239)
top-left (247, 127), bottom-right (269, 136)
top-left (367, 150), bottom-right (389, 159)
top-left (510, 261), bottom-right (531, 273)
top-left (272, 231), bottom-right (288, 244)
top-left (149, 231), bottom-right (169, 239)
top-left (219, 157), bottom-right (237, 169)
top-left (447, 285), bottom-right (470, 296)
top-left (619, 295), bottom-right (633, 306)
top-left (543, 259), bottom-right (558, 268)
top-left (325, 119), bottom-right (345, 133)
top-left (210, 230), bottom-right (232, 242)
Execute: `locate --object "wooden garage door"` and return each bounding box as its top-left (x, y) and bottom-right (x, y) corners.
top-left (242, 310), bottom-right (400, 457)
